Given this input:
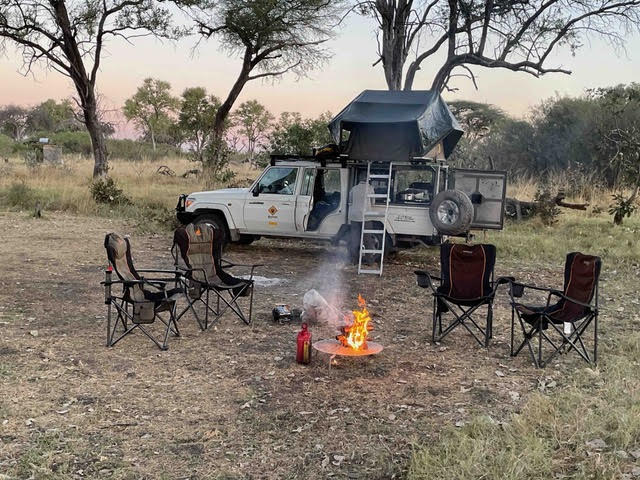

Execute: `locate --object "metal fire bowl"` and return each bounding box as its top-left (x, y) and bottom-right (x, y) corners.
top-left (313, 339), bottom-right (383, 357)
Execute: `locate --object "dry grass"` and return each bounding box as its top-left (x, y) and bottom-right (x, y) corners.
top-left (0, 156), bottom-right (260, 230)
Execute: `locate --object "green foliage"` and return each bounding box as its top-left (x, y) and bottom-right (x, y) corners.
top-left (4, 182), bottom-right (41, 209)
top-left (90, 177), bottom-right (130, 205)
top-left (233, 100), bottom-right (273, 156)
top-left (533, 188), bottom-right (561, 226)
top-left (456, 87), bottom-right (640, 192)
top-left (269, 111), bottom-right (333, 155)
top-left (178, 86), bottom-right (220, 162)
top-left (48, 131), bottom-right (93, 155)
top-left (27, 99), bottom-right (82, 133)
top-left (609, 193), bottom-right (637, 225)
top-left (123, 78), bottom-right (180, 148)
top-left (0, 133), bottom-right (15, 157)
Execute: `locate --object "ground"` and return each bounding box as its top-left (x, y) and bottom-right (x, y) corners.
top-left (0, 211), bottom-right (627, 479)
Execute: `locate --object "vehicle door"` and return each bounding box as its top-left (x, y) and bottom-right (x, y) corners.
top-left (452, 169), bottom-right (507, 229)
top-left (295, 167), bottom-right (315, 231)
top-left (244, 166), bottom-right (299, 233)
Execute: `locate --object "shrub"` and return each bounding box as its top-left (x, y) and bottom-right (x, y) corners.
top-left (5, 182), bottom-right (39, 209)
top-left (0, 133), bottom-right (15, 157)
top-left (533, 188), bottom-right (561, 225)
top-left (90, 177), bottom-right (130, 205)
top-left (608, 193), bottom-right (637, 225)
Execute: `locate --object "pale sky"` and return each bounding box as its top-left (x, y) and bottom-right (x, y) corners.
top-left (1, 12), bottom-right (639, 138)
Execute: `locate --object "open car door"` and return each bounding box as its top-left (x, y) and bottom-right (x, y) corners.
top-left (452, 169), bottom-right (507, 230)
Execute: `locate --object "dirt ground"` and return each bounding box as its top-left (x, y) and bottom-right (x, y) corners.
top-left (0, 211), bottom-right (572, 479)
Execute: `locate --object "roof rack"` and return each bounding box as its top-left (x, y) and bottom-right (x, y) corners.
top-left (268, 154), bottom-right (446, 168)
top-left (269, 154), bottom-right (347, 167)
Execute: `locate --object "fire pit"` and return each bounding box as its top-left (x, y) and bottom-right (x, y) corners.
top-left (313, 295), bottom-right (383, 367)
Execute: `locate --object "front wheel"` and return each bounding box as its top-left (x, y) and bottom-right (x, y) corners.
top-left (429, 190), bottom-right (474, 235)
top-left (193, 213), bottom-right (228, 247)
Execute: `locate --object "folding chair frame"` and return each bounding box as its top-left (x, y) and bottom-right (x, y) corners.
top-left (509, 282), bottom-right (599, 368)
top-left (415, 271), bottom-right (510, 347)
top-left (102, 269), bottom-right (181, 351)
top-left (171, 241), bottom-right (261, 329)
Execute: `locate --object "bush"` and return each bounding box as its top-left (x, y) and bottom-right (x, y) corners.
top-left (0, 133), bottom-right (15, 157)
top-left (90, 177), bottom-right (130, 205)
top-left (4, 182), bottom-right (40, 209)
top-left (609, 193), bottom-right (637, 225)
top-left (533, 188), bottom-right (561, 225)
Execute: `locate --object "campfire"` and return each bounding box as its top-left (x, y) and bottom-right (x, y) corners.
top-left (312, 293), bottom-right (383, 365)
top-left (337, 294), bottom-right (373, 350)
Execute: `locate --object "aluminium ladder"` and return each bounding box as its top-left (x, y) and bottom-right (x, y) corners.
top-left (358, 162), bottom-right (393, 275)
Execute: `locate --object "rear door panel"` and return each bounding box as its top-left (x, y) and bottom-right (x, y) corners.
top-left (452, 169), bottom-right (507, 230)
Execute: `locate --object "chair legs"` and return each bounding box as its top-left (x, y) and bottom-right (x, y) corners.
top-left (432, 299), bottom-right (493, 348)
top-left (106, 297), bottom-right (180, 351)
top-left (510, 308), bottom-right (597, 367)
top-left (179, 282), bottom-right (254, 328)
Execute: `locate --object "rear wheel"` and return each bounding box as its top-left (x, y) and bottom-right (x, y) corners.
top-left (429, 190), bottom-right (473, 235)
top-left (193, 213), bottom-right (228, 247)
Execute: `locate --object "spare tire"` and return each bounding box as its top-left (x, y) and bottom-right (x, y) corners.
top-left (430, 189), bottom-right (474, 235)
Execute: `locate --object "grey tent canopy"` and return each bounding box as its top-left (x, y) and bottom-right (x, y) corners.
top-left (328, 90), bottom-right (464, 161)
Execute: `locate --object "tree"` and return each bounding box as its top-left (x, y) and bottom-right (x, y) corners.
top-left (355, 1), bottom-right (640, 92)
top-left (123, 78), bottom-right (180, 151)
top-left (179, 0), bottom-right (342, 171)
top-left (447, 100), bottom-right (506, 168)
top-left (0, 1), bottom-right (171, 177)
top-left (0, 105), bottom-right (29, 140)
top-left (233, 100), bottom-right (273, 157)
top-left (27, 99), bottom-right (82, 133)
top-left (269, 111), bottom-right (333, 155)
top-left (178, 86), bottom-right (220, 163)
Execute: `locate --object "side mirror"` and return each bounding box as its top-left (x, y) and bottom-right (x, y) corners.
top-left (252, 186), bottom-right (260, 197)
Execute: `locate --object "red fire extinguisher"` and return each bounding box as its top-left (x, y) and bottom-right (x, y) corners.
top-left (296, 323), bottom-right (312, 364)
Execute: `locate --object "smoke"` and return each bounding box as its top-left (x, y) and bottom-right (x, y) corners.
top-left (300, 251), bottom-right (350, 329)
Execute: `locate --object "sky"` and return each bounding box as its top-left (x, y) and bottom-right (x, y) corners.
top-left (1, 11), bottom-right (639, 138)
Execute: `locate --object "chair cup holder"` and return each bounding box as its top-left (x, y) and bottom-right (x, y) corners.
top-left (416, 273), bottom-right (429, 288)
top-left (511, 284), bottom-right (525, 298)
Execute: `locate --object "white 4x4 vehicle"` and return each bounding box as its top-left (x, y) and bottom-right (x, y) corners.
top-left (176, 90), bottom-right (507, 253)
top-left (176, 156), bottom-right (506, 250)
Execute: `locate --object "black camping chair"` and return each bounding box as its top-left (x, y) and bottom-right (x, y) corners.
top-left (415, 243), bottom-right (510, 347)
top-left (509, 252), bottom-right (601, 368)
top-left (172, 223), bottom-right (261, 328)
top-left (102, 233), bottom-right (183, 350)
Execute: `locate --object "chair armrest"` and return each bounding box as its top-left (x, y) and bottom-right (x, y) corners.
top-left (137, 269), bottom-right (181, 274)
top-left (414, 270), bottom-right (440, 291)
top-left (547, 290), bottom-right (596, 311)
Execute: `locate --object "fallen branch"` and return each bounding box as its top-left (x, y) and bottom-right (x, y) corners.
top-left (506, 192), bottom-right (588, 221)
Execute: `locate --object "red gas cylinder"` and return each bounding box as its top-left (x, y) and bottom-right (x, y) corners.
top-left (296, 323), bottom-right (312, 364)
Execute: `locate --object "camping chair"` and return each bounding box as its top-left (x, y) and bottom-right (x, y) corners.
top-left (509, 252), bottom-right (601, 368)
top-left (172, 223), bottom-right (260, 328)
top-left (102, 233), bottom-right (183, 350)
top-left (415, 243), bottom-right (509, 347)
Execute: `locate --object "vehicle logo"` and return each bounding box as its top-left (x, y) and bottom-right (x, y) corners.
top-left (268, 205), bottom-right (278, 215)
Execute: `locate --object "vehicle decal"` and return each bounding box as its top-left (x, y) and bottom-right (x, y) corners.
top-left (268, 205), bottom-right (278, 215)
top-left (268, 221), bottom-right (278, 226)
top-left (394, 214), bottom-right (416, 223)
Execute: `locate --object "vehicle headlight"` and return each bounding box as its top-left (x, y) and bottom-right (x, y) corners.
top-left (185, 198), bottom-right (195, 208)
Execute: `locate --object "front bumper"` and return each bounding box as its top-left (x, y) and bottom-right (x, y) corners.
top-left (175, 194), bottom-right (195, 225)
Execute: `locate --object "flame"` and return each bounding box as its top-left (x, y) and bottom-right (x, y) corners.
top-left (337, 294), bottom-right (373, 350)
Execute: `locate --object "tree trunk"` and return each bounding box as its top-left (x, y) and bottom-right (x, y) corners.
top-left (52, 0), bottom-right (108, 178)
top-left (208, 51), bottom-right (252, 172)
top-left (84, 97), bottom-right (109, 178)
top-left (150, 128), bottom-right (156, 151)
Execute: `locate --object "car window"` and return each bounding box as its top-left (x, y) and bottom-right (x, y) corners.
top-left (301, 168), bottom-right (315, 196)
top-left (257, 167), bottom-right (298, 195)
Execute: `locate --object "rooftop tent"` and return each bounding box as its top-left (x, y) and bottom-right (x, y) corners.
top-left (328, 90), bottom-right (464, 161)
